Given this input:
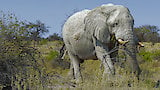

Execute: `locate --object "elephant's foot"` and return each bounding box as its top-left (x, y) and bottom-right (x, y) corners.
top-left (68, 71), bottom-right (83, 84)
top-left (67, 70), bottom-right (74, 79)
top-left (103, 66), bottom-right (115, 75)
top-left (102, 72), bottom-right (115, 85)
top-left (102, 68), bottom-right (115, 81)
top-left (70, 77), bottom-right (83, 85)
top-left (76, 77), bottom-right (83, 84)
top-left (74, 73), bottom-right (83, 84)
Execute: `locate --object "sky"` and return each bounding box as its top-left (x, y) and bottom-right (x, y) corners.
top-left (0, 0), bottom-right (160, 37)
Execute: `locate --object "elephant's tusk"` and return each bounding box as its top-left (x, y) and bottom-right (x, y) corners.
top-left (118, 39), bottom-right (129, 45)
top-left (138, 42), bottom-right (144, 47)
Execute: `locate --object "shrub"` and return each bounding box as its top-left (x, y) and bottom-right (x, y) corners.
top-left (138, 49), bottom-right (160, 62)
top-left (39, 39), bottom-right (48, 45)
top-left (138, 50), bottom-right (153, 62)
top-left (46, 50), bottom-right (59, 61)
top-left (152, 50), bottom-right (160, 61)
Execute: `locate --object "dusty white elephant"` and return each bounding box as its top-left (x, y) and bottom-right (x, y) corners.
top-left (62, 4), bottom-right (141, 82)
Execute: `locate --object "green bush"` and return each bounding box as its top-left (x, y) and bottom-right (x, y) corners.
top-left (139, 50), bottom-right (153, 62)
top-left (46, 50), bottom-right (59, 61)
top-left (152, 50), bottom-right (160, 60)
top-left (139, 49), bottom-right (160, 62)
top-left (39, 39), bottom-right (48, 45)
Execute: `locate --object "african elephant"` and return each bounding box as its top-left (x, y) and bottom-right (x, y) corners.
top-left (62, 4), bottom-right (141, 82)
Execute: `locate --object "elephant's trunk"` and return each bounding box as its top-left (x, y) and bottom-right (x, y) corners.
top-left (124, 33), bottom-right (141, 76)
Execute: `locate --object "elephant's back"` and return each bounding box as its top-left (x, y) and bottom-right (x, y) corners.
top-left (62, 9), bottom-right (90, 38)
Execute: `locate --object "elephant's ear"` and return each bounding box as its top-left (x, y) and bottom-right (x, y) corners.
top-left (84, 10), bottom-right (111, 44)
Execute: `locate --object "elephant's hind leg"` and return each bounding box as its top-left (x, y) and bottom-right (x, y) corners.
top-left (68, 52), bottom-right (83, 83)
top-left (68, 60), bottom-right (74, 79)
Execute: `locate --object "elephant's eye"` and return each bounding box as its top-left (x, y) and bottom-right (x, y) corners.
top-left (112, 23), bottom-right (118, 27)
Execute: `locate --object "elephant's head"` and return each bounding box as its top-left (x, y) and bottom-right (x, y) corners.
top-left (85, 4), bottom-right (141, 75)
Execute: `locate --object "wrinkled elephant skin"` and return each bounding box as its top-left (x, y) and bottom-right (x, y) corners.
top-left (62, 4), bottom-right (141, 82)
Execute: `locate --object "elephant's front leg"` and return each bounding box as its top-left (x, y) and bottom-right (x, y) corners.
top-left (96, 46), bottom-right (115, 75)
top-left (68, 52), bottom-right (82, 83)
top-left (94, 39), bottom-right (115, 75)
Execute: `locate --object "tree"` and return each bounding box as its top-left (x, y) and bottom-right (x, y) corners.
top-left (134, 25), bottom-right (160, 43)
top-left (0, 13), bottom-right (30, 41)
top-left (47, 33), bottom-right (62, 41)
top-left (0, 11), bottom-right (47, 89)
top-left (26, 20), bottom-right (49, 42)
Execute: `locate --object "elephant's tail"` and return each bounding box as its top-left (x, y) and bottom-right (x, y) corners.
top-left (59, 44), bottom-right (67, 60)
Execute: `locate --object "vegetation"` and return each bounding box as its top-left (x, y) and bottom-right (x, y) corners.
top-left (134, 25), bottom-right (160, 44)
top-left (0, 11), bottom-right (160, 89)
top-left (47, 33), bottom-right (62, 41)
top-left (0, 11), bottom-right (49, 89)
top-left (26, 20), bottom-right (49, 43)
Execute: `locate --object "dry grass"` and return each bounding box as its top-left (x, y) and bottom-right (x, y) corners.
top-left (36, 42), bottom-right (160, 89)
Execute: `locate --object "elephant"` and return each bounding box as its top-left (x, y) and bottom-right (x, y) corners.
top-left (62, 4), bottom-right (141, 82)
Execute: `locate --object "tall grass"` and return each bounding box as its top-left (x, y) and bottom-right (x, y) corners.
top-left (24, 42), bottom-right (160, 89)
